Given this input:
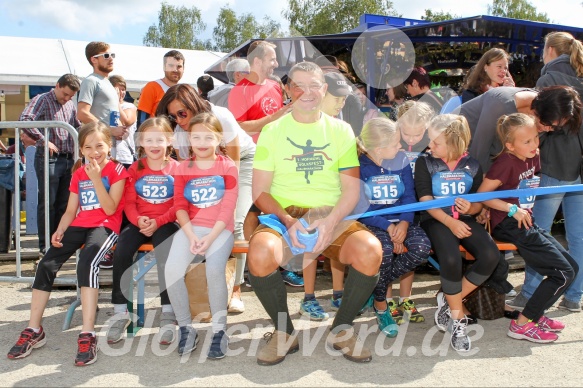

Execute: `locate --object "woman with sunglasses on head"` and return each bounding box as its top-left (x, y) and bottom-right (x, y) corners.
top-left (508, 32), bottom-right (583, 313)
top-left (156, 83), bottom-right (256, 313)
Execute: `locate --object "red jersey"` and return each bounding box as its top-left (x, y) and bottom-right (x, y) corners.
top-left (124, 158), bottom-right (180, 228)
top-left (69, 160), bottom-right (130, 234)
top-left (228, 78), bottom-right (283, 143)
top-left (173, 155), bottom-right (238, 232)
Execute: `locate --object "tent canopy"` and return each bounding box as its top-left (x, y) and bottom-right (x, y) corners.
top-left (0, 36), bottom-right (225, 92)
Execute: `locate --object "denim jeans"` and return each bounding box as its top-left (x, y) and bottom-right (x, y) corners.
top-left (34, 151), bottom-right (74, 252)
top-left (522, 173), bottom-right (583, 303)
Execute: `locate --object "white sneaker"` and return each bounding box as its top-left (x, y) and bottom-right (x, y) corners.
top-left (228, 297), bottom-right (245, 313)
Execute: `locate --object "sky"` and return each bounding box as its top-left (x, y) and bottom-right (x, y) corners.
top-left (0, 0), bottom-right (580, 47)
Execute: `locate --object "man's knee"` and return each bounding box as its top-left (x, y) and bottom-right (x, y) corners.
top-left (341, 232), bottom-right (382, 273)
top-left (247, 233), bottom-right (280, 276)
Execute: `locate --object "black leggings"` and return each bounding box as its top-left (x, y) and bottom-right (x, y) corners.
top-left (422, 217), bottom-right (499, 295)
top-left (493, 218), bottom-right (578, 321)
top-left (33, 226), bottom-right (117, 291)
top-left (111, 222), bottom-right (179, 305)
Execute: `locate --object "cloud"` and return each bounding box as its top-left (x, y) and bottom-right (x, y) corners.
top-left (0, 0), bottom-right (160, 38)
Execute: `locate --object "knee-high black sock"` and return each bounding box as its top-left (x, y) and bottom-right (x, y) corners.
top-left (248, 270), bottom-right (294, 334)
top-left (332, 267), bottom-right (379, 332)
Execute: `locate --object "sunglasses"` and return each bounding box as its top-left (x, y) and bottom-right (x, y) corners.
top-left (93, 52), bottom-right (115, 59)
top-left (167, 110), bottom-right (188, 123)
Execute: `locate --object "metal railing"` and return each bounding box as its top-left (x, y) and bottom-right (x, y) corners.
top-left (0, 120), bottom-right (78, 285)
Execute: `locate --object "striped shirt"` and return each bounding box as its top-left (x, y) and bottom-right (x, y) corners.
top-left (19, 89), bottom-right (80, 154)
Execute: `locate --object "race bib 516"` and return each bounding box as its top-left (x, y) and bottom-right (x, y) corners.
top-left (432, 171), bottom-right (473, 198)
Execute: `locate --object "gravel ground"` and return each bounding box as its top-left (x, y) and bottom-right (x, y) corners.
top-left (1, 258), bottom-right (582, 387)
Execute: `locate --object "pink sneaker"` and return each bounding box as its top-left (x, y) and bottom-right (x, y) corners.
top-left (507, 320), bottom-right (558, 343)
top-left (537, 316), bottom-right (565, 332)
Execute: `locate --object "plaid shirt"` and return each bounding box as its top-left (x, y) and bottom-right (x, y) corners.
top-left (19, 89), bottom-right (80, 154)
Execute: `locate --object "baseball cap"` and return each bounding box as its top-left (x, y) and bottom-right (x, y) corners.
top-left (324, 73), bottom-right (352, 97)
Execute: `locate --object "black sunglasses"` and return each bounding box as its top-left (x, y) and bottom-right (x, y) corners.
top-left (167, 110), bottom-right (188, 123)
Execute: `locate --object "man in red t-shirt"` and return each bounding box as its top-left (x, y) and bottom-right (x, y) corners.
top-left (137, 50), bottom-right (185, 127)
top-left (228, 41), bottom-right (292, 143)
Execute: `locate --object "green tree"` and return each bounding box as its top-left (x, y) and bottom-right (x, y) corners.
top-left (143, 2), bottom-right (211, 50)
top-left (213, 6), bottom-right (282, 52)
top-left (421, 9), bottom-right (461, 22)
top-left (487, 0), bottom-right (550, 22)
top-left (283, 0), bottom-right (400, 36)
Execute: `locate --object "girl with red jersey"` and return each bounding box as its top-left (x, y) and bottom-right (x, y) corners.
top-left (165, 112), bottom-right (238, 360)
top-left (108, 117), bottom-right (180, 345)
top-left (8, 121), bottom-right (129, 366)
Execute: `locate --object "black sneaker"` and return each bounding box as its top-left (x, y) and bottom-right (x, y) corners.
top-left (7, 327), bottom-right (46, 359)
top-left (75, 333), bottom-right (98, 366)
top-left (207, 330), bottom-right (228, 360)
top-left (178, 326), bottom-right (199, 356)
top-left (99, 250), bottom-right (114, 269)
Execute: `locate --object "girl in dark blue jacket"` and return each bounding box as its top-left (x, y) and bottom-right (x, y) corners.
top-left (355, 117), bottom-right (431, 338)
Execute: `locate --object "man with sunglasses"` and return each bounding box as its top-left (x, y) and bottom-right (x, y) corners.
top-left (137, 50), bottom-right (185, 127)
top-left (228, 41), bottom-right (292, 143)
top-left (77, 41), bottom-right (127, 158)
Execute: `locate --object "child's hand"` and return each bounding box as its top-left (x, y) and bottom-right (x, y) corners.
top-left (513, 208), bottom-right (533, 229)
top-left (137, 216), bottom-right (150, 230)
top-left (193, 234), bottom-right (215, 255)
top-left (188, 234), bottom-right (200, 255)
top-left (140, 219), bottom-right (158, 237)
top-left (51, 229), bottom-right (65, 248)
top-left (391, 221), bottom-right (409, 244)
top-left (447, 219), bottom-right (472, 239)
top-left (476, 208), bottom-right (490, 224)
top-left (393, 241), bottom-right (405, 254)
top-left (85, 158), bottom-right (102, 182)
top-left (454, 198), bottom-right (471, 215)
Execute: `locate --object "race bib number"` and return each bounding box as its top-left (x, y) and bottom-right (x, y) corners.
top-left (518, 176), bottom-right (540, 209)
top-left (432, 171), bottom-right (473, 198)
top-left (79, 177), bottom-right (110, 211)
top-left (184, 176), bottom-right (225, 208)
top-left (135, 175), bottom-right (174, 204)
top-left (365, 174), bottom-right (405, 204)
top-left (404, 151), bottom-right (420, 176)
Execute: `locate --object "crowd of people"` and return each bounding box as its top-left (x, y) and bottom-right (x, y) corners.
top-left (5, 31), bottom-right (583, 367)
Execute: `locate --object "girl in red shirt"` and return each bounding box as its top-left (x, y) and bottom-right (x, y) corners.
top-left (108, 117), bottom-right (180, 345)
top-left (478, 113), bottom-right (577, 343)
top-left (8, 121), bottom-right (129, 366)
top-left (165, 112), bottom-right (238, 359)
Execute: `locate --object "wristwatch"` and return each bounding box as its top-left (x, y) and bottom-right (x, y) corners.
top-left (507, 204), bottom-right (518, 217)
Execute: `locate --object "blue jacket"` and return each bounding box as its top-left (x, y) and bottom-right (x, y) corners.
top-left (355, 151), bottom-right (416, 230)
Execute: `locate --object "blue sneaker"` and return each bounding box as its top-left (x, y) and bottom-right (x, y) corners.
top-left (375, 308), bottom-right (399, 338)
top-left (281, 270), bottom-right (304, 287)
top-left (330, 297), bottom-right (342, 311)
top-left (300, 299), bottom-right (329, 321)
top-left (357, 295), bottom-right (374, 316)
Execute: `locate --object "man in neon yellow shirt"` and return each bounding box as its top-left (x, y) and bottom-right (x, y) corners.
top-left (248, 61), bottom-right (382, 365)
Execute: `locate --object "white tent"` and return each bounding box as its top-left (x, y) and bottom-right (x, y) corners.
top-left (0, 36), bottom-right (225, 92)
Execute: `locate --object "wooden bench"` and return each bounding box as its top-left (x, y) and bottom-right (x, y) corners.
top-left (128, 240), bottom-right (250, 335)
